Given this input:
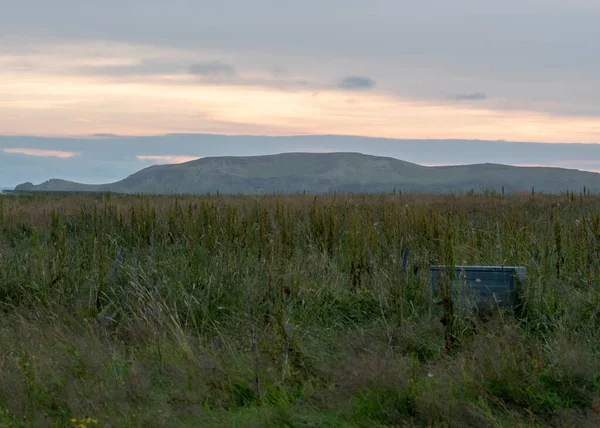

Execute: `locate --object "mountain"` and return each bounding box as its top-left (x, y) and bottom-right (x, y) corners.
top-left (15, 180), bottom-right (101, 193)
top-left (13, 152), bottom-right (600, 194)
top-left (5, 134), bottom-right (600, 188)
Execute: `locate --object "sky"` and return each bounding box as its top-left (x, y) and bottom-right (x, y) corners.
top-left (1, 0), bottom-right (600, 185)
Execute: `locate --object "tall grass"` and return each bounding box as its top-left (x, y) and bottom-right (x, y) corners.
top-left (0, 192), bottom-right (598, 427)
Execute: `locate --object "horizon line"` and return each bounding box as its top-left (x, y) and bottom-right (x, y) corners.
top-left (0, 132), bottom-right (599, 145)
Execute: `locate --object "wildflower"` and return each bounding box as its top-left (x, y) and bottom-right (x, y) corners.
top-left (71, 419), bottom-right (77, 423)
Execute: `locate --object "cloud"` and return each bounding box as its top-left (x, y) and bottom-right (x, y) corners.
top-left (338, 76), bottom-right (376, 90)
top-left (452, 93), bottom-right (488, 101)
top-left (79, 58), bottom-right (179, 76)
top-left (136, 155), bottom-right (200, 164)
top-left (189, 60), bottom-right (236, 77)
top-left (271, 65), bottom-right (288, 77)
top-left (3, 148), bottom-right (79, 158)
top-left (88, 133), bottom-right (124, 138)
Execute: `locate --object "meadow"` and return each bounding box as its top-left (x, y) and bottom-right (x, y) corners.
top-left (0, 192), bottom-right (598, 427)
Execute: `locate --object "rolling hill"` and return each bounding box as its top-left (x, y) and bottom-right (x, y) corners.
top-left (13, 152), bottom-right (600, 194)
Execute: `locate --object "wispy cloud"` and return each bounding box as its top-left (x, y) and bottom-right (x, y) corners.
top-left (1, 40), bottom-right (600, 143)
top-left (3, 148), bottom-right (79, 158)
top-left (189, 61), bottom-right (236, 77)
top-left (452, 93), bottom-right (488, 101)
top-left (338, 76), bottom-right (376, 90)
top-left (271, 65), bottom-right (288, 77)
top-left (136, 155), bottom-right (200, 164)
top-left (79, 58), bottom-right (180, 76)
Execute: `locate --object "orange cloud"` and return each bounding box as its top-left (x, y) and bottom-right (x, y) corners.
top-left (1, 41), bottom-right (600, 143)
top-left (136, 155), bottom-right (200, 164)
top-left (3, 148), bottom-right (79, 158)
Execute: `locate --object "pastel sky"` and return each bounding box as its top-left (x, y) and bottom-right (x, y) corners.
top-left (2, 0), bottom-right (600, 186)
top-left (2, 0), bottom-right (600, 141)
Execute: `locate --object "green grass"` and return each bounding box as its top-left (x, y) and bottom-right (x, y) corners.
top-left (0, 192), bottom-right (599, 427)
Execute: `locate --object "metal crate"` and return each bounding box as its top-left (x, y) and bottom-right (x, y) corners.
top-left (430, 265), bottom-right (526, 309)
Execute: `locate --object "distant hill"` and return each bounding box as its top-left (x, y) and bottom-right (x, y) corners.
top-left (14, 180), bottom-right (102, 193)
top-left (13, 152), bottom-right (600, 194)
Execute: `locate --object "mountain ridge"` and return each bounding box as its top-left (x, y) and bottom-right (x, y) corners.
top-left (5, 134), bottom-right (600, 188)
top-left (14, 152), bottom-right (600, 194)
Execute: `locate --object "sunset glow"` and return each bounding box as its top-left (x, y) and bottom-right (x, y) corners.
top-left (3, 148), bottom-right (79, 158)
top-left (2, 0), bottom-right (600, 188)
top-left (137, 155), bottom-right (201, 164)
top-left (1, 41), bottom-right (599, 143)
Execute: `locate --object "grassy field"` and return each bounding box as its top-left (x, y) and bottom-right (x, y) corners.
top-left (0, 192), bottom-right (599, 427)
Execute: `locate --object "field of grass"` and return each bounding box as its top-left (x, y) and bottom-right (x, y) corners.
top-left (0, 192), bottom-right (599, 427)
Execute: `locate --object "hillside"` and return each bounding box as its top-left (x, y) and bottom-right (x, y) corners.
top-left (15, 179), bottom-right (102, 193)
top-left (14, 152), bottom-right (600, 194)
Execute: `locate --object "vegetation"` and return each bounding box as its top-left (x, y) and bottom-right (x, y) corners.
top-left (0, 191), bottom-right (599, 427)
top-left (14, 152), bottom-right (600, 195)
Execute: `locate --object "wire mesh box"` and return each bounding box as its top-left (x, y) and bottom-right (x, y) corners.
top-left (430, 265), bottom-right (526, 309)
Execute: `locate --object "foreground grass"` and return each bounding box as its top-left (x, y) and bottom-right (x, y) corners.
top-left (0, 192), bottom-right (599, 427)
